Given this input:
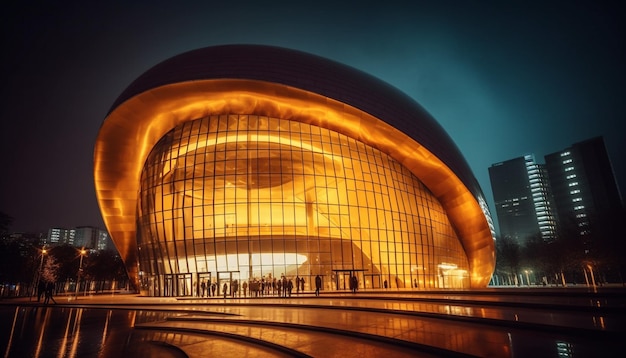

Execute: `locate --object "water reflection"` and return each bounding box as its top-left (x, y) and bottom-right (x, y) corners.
top-left (0, 306), bottom-right (174, 358)
top-left (0, 304), bottom-right (618, 358)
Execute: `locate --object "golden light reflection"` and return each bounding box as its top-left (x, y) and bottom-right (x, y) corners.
top-left (68, 309), bottom-right (83, 358)
top-left (57, 308), bottom-right (83, 358)
top-left (101, 310), bottom-right (112, 350)
top-left (95, 79), bottom-right (495, 291)
top-left (5, 307), bottom-right (20, 358)
top-left (34, 307), bottom-right (52, 358)
top-left (592, 316), bottom-right (606, 330)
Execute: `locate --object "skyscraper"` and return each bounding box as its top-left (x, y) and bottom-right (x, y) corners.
top-left (489, 155), bottom-right (556, 245)
top-left (544, 137), bottom-right (623, 242)
top-left (490, 136), bottom-right (622, 250)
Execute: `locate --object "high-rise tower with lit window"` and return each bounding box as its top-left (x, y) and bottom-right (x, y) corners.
top-left (489, 155), bottom-right (556, 244)
top-left (544, 137), bottom-right (622, 241)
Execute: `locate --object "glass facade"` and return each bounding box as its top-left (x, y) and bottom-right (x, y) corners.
top-left (95, 45), bottom-right (496, 296)
top-left (137, 115), bottom-right (469, 296)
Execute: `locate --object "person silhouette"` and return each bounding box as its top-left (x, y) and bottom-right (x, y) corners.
top-left (315, 275), bottom-right (322, 296)
top-left (37, 280), bottom-right (46, 302)
top-left (223, 282), bottom-right (228, 298)
top-left (43, 281), bottom-right (57, 304)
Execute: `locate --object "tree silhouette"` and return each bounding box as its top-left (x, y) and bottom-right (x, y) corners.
top-left (0, 238), bottom-right (38, 288)
top-left (41, 256), bottom-right (60, 283)
top-left (494, 236), bottom-right (521, 285)
top-left (83, 250), bottom-right (128, 292)
top-left (48, 244), bottom-right (84, 282)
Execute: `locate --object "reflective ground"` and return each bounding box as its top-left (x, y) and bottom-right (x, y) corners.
top-left (1, 288), bottom-right (624, 357)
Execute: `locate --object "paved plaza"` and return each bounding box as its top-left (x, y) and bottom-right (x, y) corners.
top-left (1, 287), bottom-right (624, 357)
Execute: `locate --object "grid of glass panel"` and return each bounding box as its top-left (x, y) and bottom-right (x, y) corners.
top-left (137, 115), bottom-right (469, 296)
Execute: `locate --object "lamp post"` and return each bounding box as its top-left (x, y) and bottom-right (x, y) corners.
top-left (32, 247), bottom-right (47, 301)
top-left (40, 247), bottom-right (47, 272)
top-left (75, 248), bottom-right (87, 298)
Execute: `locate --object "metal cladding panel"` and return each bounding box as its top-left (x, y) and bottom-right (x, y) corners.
top-left (109, 45), bottom-right (483, 201)
top-left (97, 45), bottom-right (496, 289)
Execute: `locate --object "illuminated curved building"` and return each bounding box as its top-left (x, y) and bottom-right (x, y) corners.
top-left (94, 45), bottom-right (495, 296)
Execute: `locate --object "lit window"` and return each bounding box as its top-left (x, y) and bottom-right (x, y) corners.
top-left (566, 174), bottom-right (577, 179)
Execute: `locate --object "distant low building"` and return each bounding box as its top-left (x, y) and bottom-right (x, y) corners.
top-left (45, 228), bottom-right (75, 246)
top-left (43, 226), bottom-right (114, 251)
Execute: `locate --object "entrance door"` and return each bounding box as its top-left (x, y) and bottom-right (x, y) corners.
top-left (164, 275), bottom-right (173, 297)
top-left (162, 273), bottom-right (192, 297)
top-left (333, 270), bottom-right (366, 291)
top-left (335, 272), bottom-right (351, 290)
top-left (217, 271), bottom-right (240, 297)
top-left (197, 272), bottom-right (211, 297)
top-left (175, 273), bottom-right (192, 296)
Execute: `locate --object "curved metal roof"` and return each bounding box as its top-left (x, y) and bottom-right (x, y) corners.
top-left (110, 44), bottom-right (483, 200)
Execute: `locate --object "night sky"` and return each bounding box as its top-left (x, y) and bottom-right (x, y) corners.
top-left (1, 1), bottom-right (624, 233)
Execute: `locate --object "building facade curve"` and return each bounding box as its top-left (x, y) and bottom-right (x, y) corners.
top-left (94, 45), bottom-right (495, 296)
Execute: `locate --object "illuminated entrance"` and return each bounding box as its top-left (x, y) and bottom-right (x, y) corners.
top-left (333, 269), bottom-right (367, 291)
top-left (217, 271), bottom-right (240, 297)
top-left (164, 273), bottom-right (192, 297)
top-left (196, 272), bottom-right (211, 296)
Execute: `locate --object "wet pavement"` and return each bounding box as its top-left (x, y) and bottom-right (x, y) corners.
top-left (1, 288), bottom-right (624, 357)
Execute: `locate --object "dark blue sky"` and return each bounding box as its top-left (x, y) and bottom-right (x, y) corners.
top-left (1, 0), bottom-right (624, 233)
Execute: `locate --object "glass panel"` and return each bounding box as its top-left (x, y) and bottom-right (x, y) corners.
top-left (137, 115), bottom-right (469, 295)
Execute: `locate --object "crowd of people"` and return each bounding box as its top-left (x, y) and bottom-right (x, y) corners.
top-left (197, 274), bottom-right (359, 298)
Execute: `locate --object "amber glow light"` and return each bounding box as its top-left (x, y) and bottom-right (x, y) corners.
top-left (95, 79), bottom-right (494, 289)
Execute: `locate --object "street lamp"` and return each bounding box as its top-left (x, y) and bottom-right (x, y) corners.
top-left (40, 247), bottom-right (47, 272)
top-left (32, 247), bottom-right (47, 301)
top-left (75, 248), bottom-right (87, 298)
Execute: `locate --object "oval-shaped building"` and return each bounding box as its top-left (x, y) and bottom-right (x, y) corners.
top-left (94, 44), bottom-right (495, 296)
